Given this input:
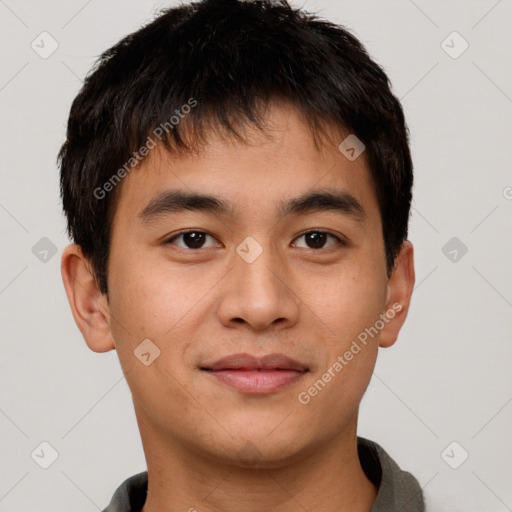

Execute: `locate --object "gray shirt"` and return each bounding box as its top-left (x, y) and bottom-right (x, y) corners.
top-left (102, 437), bottom-right (425, 512)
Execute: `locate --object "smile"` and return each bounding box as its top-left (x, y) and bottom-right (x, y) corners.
top-left (201, 353), bottom-right (309, 394)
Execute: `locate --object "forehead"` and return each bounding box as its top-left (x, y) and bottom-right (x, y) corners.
top-left (111, 103), bottom-right (379, 227)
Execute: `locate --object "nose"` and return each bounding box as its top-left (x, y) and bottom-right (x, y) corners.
top-left (217, 241), bottom-right (300, 331)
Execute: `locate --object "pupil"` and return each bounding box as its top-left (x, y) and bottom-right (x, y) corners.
top-left (306, 232), bottom-right (326, 249)
top-left (184, 232), bottom-right (205, 248)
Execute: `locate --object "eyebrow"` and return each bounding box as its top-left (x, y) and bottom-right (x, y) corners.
top-left (138, 189), bottom-right (366, 224)
top-left (278, 189), bottom-right (366, 222)
top-left (139, 190), bottom-right (232, 223)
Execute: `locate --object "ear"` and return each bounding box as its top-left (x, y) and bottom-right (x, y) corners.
top-left (379, 240), bottom-right (415, 348)
top-left (61, 243), bottom-right (115, 352)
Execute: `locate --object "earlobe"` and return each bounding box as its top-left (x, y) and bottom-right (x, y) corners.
top-left (379, 241), bottom-right (415, 349)
top-left (61, 243), bottom-right (115, 353)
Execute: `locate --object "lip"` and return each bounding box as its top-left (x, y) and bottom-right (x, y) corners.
top-left (201, 353), bottom-right (309, 394)
top-left (204, 353), bottom-right (308, 372)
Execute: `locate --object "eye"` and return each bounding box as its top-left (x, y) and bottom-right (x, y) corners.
top-left (292, 230), bottom-right (344, 250)
top-left (165, 230), bottom-right (221, 249)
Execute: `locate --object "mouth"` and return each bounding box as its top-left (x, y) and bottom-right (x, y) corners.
top-left (200, 353), bottom-right (309, 394)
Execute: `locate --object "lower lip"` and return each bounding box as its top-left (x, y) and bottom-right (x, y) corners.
top-left (204, 369), bottom-right (307, 394)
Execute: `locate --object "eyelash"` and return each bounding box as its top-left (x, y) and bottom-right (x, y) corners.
top-left (164, 230), bottom-right (346, 250)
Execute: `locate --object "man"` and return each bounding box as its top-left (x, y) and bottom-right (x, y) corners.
top-left (59, 0), bottom-right (423, 510)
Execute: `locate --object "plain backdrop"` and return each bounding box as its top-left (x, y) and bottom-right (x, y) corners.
top-left (1, 0), bottom-right (511, 510)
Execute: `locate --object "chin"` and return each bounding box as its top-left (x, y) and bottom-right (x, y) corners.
top-left (204, 423), bottom-right (313, 469)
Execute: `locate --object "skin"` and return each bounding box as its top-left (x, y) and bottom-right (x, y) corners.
top-left (61, 103), bottom-right (415, 512)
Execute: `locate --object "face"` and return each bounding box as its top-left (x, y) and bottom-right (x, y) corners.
top-left (64, 103), bottom-right (414, 468)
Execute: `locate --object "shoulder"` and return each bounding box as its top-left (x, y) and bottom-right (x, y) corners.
top-left (102, 471), bottom-right (148, 512)
top-left (357, 436), bottom-right (425, 512)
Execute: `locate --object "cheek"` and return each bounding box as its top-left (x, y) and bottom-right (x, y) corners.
top-left (106, 252), bottom-right (206, 425)
top-left (108, 249), bottom-right (197, 334)
top-left (106, 251), bottom-right (185, 364)
top-left (295, 267), bottom-right (384, 434)
top-left (300, 258), bottom-right (387, 342)
top-left (107, 248), bottom-right (223, 378)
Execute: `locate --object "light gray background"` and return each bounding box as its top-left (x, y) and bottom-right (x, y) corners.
top-left (1, 0), bottom-right (511, 510)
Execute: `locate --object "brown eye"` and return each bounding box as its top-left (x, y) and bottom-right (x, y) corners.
top-left (292, 231), bottom-right (343, 250)
top-left (305, 232), bottom-right (327, 249)
top-left (166, 231), bottom-right (220, 249)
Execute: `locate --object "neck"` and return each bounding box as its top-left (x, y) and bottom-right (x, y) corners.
top-left (138, 414), bottom-right (378, 512)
